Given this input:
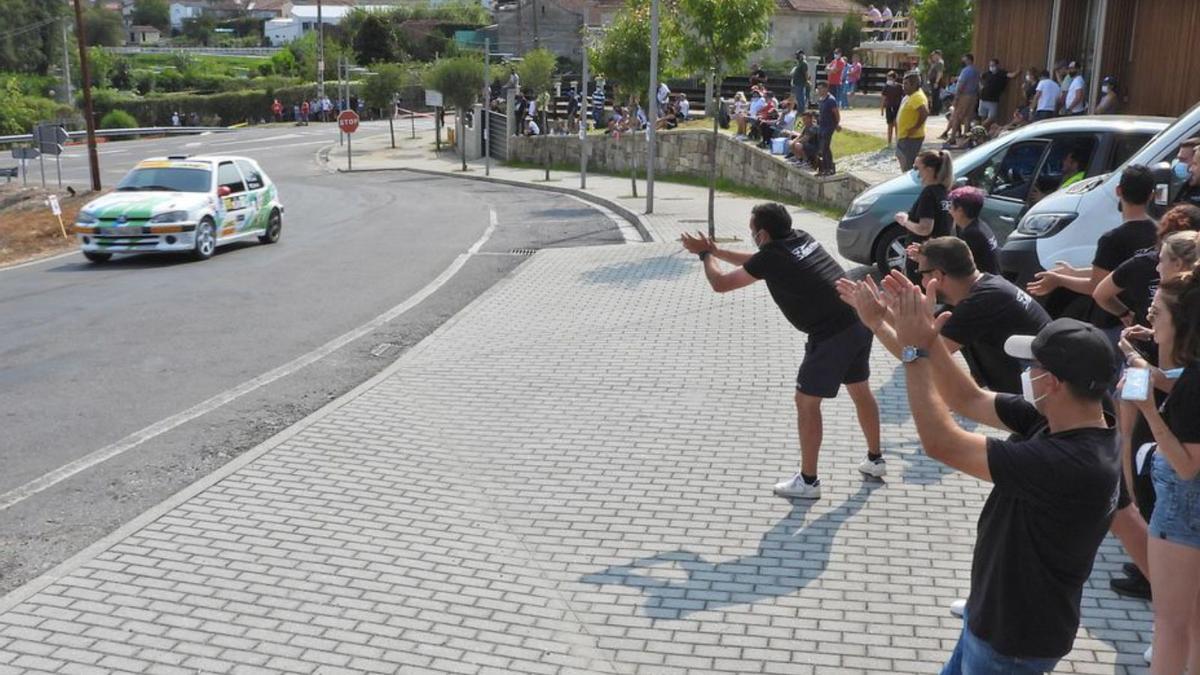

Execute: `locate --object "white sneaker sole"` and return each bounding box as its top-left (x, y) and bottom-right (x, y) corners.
top-left (773, 486), bottom-right (821, 499)
top-left (858, 463), bottom-right (887, 478)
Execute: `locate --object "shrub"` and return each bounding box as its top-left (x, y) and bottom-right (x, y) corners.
top-left (100, 109), bottom-right (139, 129)
top-left (257, 62), bottom-right (275, 77)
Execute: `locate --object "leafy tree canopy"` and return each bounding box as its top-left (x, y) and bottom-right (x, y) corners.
top-left (588, 0), bottom-right (681, 103)
top-left (516, 48), bottom-right (555, 96)
top-left (675, 0), bottom-right (775, 79)
top-left (362, 62), bottom-right (405, 111)
top-left (0, 0), bottom-right (67, 75)
top-left (132, 0), bottom-right (170, 32)
top-left (913, 0), bottom-right (974, 70)
top-left (424, 55), bottom-right (484, 111)
top-left (353, 13), bottom-right (396, 65)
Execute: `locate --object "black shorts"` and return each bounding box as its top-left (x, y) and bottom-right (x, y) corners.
top-left (797, 321), bottom-right (873, 398)
top-left (885, 105), bottom-right (899, 125)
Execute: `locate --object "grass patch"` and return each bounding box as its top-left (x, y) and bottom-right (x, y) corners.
top-left (832, 129), bottom-right (886, 157)
top-left (503, 158), bottom-right (845, 220)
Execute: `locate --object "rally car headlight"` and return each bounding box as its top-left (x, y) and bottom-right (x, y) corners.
top-left (76, 211), bottom-right (98, 225)
top-left (149, 211), bottom-right (190, 224)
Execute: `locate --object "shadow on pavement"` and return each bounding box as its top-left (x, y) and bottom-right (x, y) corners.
top-left (580, 253), bottom-right (692, 288)
top-left (578, 482), bottom-right (879, 621)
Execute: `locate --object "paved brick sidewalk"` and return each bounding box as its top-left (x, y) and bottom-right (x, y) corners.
top-left (0, 140), bottom-right (1151, 673)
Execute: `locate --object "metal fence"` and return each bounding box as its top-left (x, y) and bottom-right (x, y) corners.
top-left (106, 47), bottom-right (280, 56)
top-left (487, 111), bottom-right (509, 161)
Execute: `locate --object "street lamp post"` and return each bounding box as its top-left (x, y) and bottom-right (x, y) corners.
top-left (645, 0), bottom-right (658, 215)
top-left (317, 0), bottom-right (325, 108)
top-left (580, 28), bottom-right (589, 190)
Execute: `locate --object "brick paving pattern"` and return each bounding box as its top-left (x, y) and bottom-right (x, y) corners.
top-left (0, 146), bottom-right (1153, 673)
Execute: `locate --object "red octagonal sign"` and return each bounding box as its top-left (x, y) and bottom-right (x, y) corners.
top-left (337, 109), bottom-right (360, 134)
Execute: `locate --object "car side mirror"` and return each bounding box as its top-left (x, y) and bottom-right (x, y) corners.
top-left (1149, 161), bottom-right (1173, 218)
top-left (218, 186), bottom-right (232, 197)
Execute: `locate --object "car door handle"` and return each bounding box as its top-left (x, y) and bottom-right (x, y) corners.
top-left (999, 216), bottom-right (1015, 223)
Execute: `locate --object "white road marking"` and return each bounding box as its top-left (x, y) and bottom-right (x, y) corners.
top-left (0, 209), bottom-right (500, 513)
top-left (220, 140), bottom-right (330, 153)
top-left (564, 193), bottom-right (643, 243)
top-left (0, 249), bottom-right (81, 273)
top-left (184, 142), bottom-right (203, 148)
top-left (206, 133), bottom-right (302, 147)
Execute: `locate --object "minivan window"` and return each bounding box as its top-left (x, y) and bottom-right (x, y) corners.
top-left (1109, 133), bottom-right (1155, 169)
top-left (966, 140), bottom-right (1049, 201)
top-left (1038, 135), bottom-right (1098, 183)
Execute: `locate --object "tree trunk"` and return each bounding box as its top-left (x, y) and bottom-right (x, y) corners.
top-left (389, 113), bottom-right (395, 149)
top-left (458, 108), bottom-right (466, 171)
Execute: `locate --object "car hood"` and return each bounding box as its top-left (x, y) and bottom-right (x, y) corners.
top-left (859, 170), bottom-right (921, 201)
top-left (82, 191), bottom-right (208, 219)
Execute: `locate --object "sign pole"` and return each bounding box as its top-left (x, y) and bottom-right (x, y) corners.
top-left (580, 27), bottom-right (589, 190)
top-left (645, 0), bottom-right (659, 215)
top-left (56, 154), bottom-right (62, 188)
top-left (484, 38), bottom-right (490, 177)
top-left (347, 132), bottom-right (352, 171)
top-left (38, 146), bottom-right (46, 188)
top-left (410, 107), bottom-right (416, 139)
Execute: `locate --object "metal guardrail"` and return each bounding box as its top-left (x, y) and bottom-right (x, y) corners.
top-left (107, 46), bottom-right (281, 56)
top-left (0, 126), bottom-right (232, 147)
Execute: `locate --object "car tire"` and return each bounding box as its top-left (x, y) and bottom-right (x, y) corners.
top-left (193, 218), bottom-right (216, 261)
top-left (872, 225), bottom-right (908, 276)
top-left (258, 209), bottom-right (282, 244)
top-left (83, 251), bottom-right (111, 263)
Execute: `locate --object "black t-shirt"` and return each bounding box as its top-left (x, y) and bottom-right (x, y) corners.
top-left (881, 82), bottom-right (903, 108)
top-left (980, 69), bottom-right (1009, 102)
top-left (940, 274), bottom-right (1051, 394)
top-left (956, 218), bottom-right (1000, 275)
top-left (1175, 183), bottom-right (1200, 208)
top-left (908, 184), bottom-right (952, 242)
top-left (968, 394), bottom-right (1119, 659)
top-left (1110, 249), bottom-right (1158, 326)
top-left (743, 229), bottom-right (858, 340)
top-left (1163, 362), bottom-right (1200, 444)
top-left (1091, 219), bottom-right (1157, 328)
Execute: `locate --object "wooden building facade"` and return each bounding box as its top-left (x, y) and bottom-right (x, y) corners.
top-left (972, 0), bottom-right (1200, 118)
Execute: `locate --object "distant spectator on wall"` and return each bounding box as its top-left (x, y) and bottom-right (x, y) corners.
top-left (791, 50), bottom-right (810, 112)
top-left (880, 4), bottom-right (893, 39)
top-left (749, 62), bottom-right (768, 89)
top-left (927, 50), bottom-right (945, 116)
top-left (815, 82), bottom-right (840, 177)
top-left (948, 53), bottom-right (980, 145)
top-left (1062, 61), bottom-right (1087, 115)
top-left (845, 55), bottom-right (863, 109)
top-left (827, 49), bottom-right (847, 108)
top-left (978, 58), bottom-right (1015, 126)
top-left (1034, 70), bottom-right (1060, 121)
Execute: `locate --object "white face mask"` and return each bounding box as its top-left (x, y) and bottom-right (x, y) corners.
top-left (1101, 85), bottom-right (1110, 94)
top-left (1021, 368), bottom-right (1049, 406)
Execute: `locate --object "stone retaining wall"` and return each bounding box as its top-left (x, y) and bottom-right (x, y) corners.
top-left (509, 130), bottom-right (869, 211)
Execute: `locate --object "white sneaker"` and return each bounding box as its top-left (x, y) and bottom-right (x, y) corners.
top-left (950, 599), bottom-right (967, 618)
top-left (1143, 644), bottom-right (1152, 664)
top-left (773, 473), bottom-right (821, 499)
top-left (857, 457), bottom-right (887, 478)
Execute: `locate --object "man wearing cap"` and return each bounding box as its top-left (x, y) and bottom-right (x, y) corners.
top-left (681, 203), bottom-right (884, 501)
top-left (842, 271), bottom-right (1118, 672)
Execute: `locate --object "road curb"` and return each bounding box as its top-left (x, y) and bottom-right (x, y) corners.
top-left (346, 166), bottom-right (655, 244)
top-left (0, 234), bottom-right (535, 615)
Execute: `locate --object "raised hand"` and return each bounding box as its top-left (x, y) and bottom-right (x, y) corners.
top-left (889, 277), bottom-right (947, 350)
top-left (1026, 269), bottom-right (1059, 297)
top-left (680, 231), bottom-right (715, 255)
top-left (837, 277), bottom-right (889, 331)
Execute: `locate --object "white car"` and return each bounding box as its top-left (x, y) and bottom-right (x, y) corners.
top-left (74, 155), bottom-right (284, 263)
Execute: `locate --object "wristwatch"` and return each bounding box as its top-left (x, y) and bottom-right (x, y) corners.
top-left (901, 346), bottom-right (928, 364)
top-left (698, 250), bottom-right (711, 261)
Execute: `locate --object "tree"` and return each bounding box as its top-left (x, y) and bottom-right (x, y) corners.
top-left (363, 63), bottom-right (405, 147)
top-left (590, 0), bottom-right (682, 196)
top-left (132, 0), bottom-right (170, 32)
top-left (913, 0), bottom-right (974, 70)
top-left (837, 15), bottom-right (863, 56)
top-left (182, 15), bottom-right (216, 47)
top-left (424, 56), bottom-right (484, 171)
top-left (676, 0), bottom-right (775, 235)
top-left (0, 0), bottom-right (66, 74)
top-left (517, 48), bottom-right (555, 97)
top-left (353, 13), bottom-right (395, 64)
top-left (82, 6), bottom-right (125, 48)
top-left (815, 21), bottom-right (837, 59)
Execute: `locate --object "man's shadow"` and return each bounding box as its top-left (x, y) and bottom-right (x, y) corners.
top-left (578, 482), bottom-right (879, 621)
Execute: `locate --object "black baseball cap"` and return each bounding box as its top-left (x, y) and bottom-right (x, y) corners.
top-left (1004, 318), bottom-right (1117, 393)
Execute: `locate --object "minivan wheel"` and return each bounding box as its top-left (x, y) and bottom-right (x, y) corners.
top-left (872, 225), bottom-right (908, 276)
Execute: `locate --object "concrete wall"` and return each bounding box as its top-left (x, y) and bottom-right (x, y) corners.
top-left (508, 130), bottom-right (868, 211)
top-left (754, 13), bottom-right (843, 64)
top-left (495, 1), bottom-right (583, 60)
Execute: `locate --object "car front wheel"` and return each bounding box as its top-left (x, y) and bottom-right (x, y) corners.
top-left (193, 218), bottom-right (216, 261)
top-left (872, 225), bottom-right (908, 276)
top-left (259, 209), bottom-right (282, 244)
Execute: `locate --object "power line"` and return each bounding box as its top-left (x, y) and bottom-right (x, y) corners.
top-left (0, 15), bottom-right (60, 41)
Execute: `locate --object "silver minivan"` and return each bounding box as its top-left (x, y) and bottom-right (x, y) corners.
top-left (837, 116), bottom-right (1169, 273)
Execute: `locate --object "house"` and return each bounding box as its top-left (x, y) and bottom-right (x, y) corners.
top-left (266, 3), bottom-right (391, 45)
top-left (169, 1), bottom-right (205, 30)
top-left (973, 0), bottom-right (1200, 117)
top-left (753, 0), bottom-right (862, 63)
top-left (128, 25), bottom-right (162, 44)
top-left (246, 0), bottom-right (293, 20)
top-left (493, 0), bottom-right (624, 59)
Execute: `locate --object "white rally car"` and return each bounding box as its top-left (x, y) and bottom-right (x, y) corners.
top-left (74, 155), bottom-right (284, 263)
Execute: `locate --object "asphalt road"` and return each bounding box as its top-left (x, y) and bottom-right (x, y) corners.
top-left (0, 122), bottom-right (625, 594)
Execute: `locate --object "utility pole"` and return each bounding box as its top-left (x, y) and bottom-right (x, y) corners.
top-left (71, 0), bottom-right (100, 191)
top-left (61, 18), bottom-right (72, 105)
top-left (484, 38), bottom-right (491, 176)
top-left (316, 0), bottom-right (325, 106)
top-left (645, 0), bottom-right (658, 214)
top-left (580, 27), bottom-right (589, 189)
top-left (531, 0), bottom-right (540, 50)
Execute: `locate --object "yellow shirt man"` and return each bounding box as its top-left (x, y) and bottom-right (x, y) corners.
top-left (897, 88), bottom-right (929, 139)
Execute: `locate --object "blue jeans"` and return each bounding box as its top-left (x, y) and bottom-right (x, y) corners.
top-left (843, 80), bottom-right (856, 107)
top-left (793, 86), bottom-right (809, 112)
top-left (941, 608), bottom-right (1060, 675)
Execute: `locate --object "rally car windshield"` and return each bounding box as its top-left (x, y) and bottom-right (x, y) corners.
top-left (116, 167), bottom-right (211, 193)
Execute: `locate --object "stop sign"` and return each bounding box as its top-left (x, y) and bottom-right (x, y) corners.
top-left (337, 109), bottom-right (360, 134)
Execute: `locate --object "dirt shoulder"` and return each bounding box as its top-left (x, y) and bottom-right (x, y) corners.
top-left (0, 186), bottom-right (104, 267)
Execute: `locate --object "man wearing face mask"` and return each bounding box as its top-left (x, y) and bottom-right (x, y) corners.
top-left (977, 58), bottom-right (1014, 126)
top-left (1173, 139), bottom-right (1200, 208)
top-left (840, 271), bottom-right (1119, 673)
top-left (680, 203), bottom-right (884, 500)
top-left (1062, 61), bottom-right (1088, 116)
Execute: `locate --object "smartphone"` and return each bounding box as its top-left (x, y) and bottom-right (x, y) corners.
top-left (1121, 367), bottom-right (1151, 401)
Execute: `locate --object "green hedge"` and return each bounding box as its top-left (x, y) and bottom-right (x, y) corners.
top-left (100, 110), bottom-right (138, 129)
top-left (90, 83), bottom-right (364, 126)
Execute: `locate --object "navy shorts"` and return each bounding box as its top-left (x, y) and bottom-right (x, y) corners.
top-left (797, 321), bottom-right (873, 398)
